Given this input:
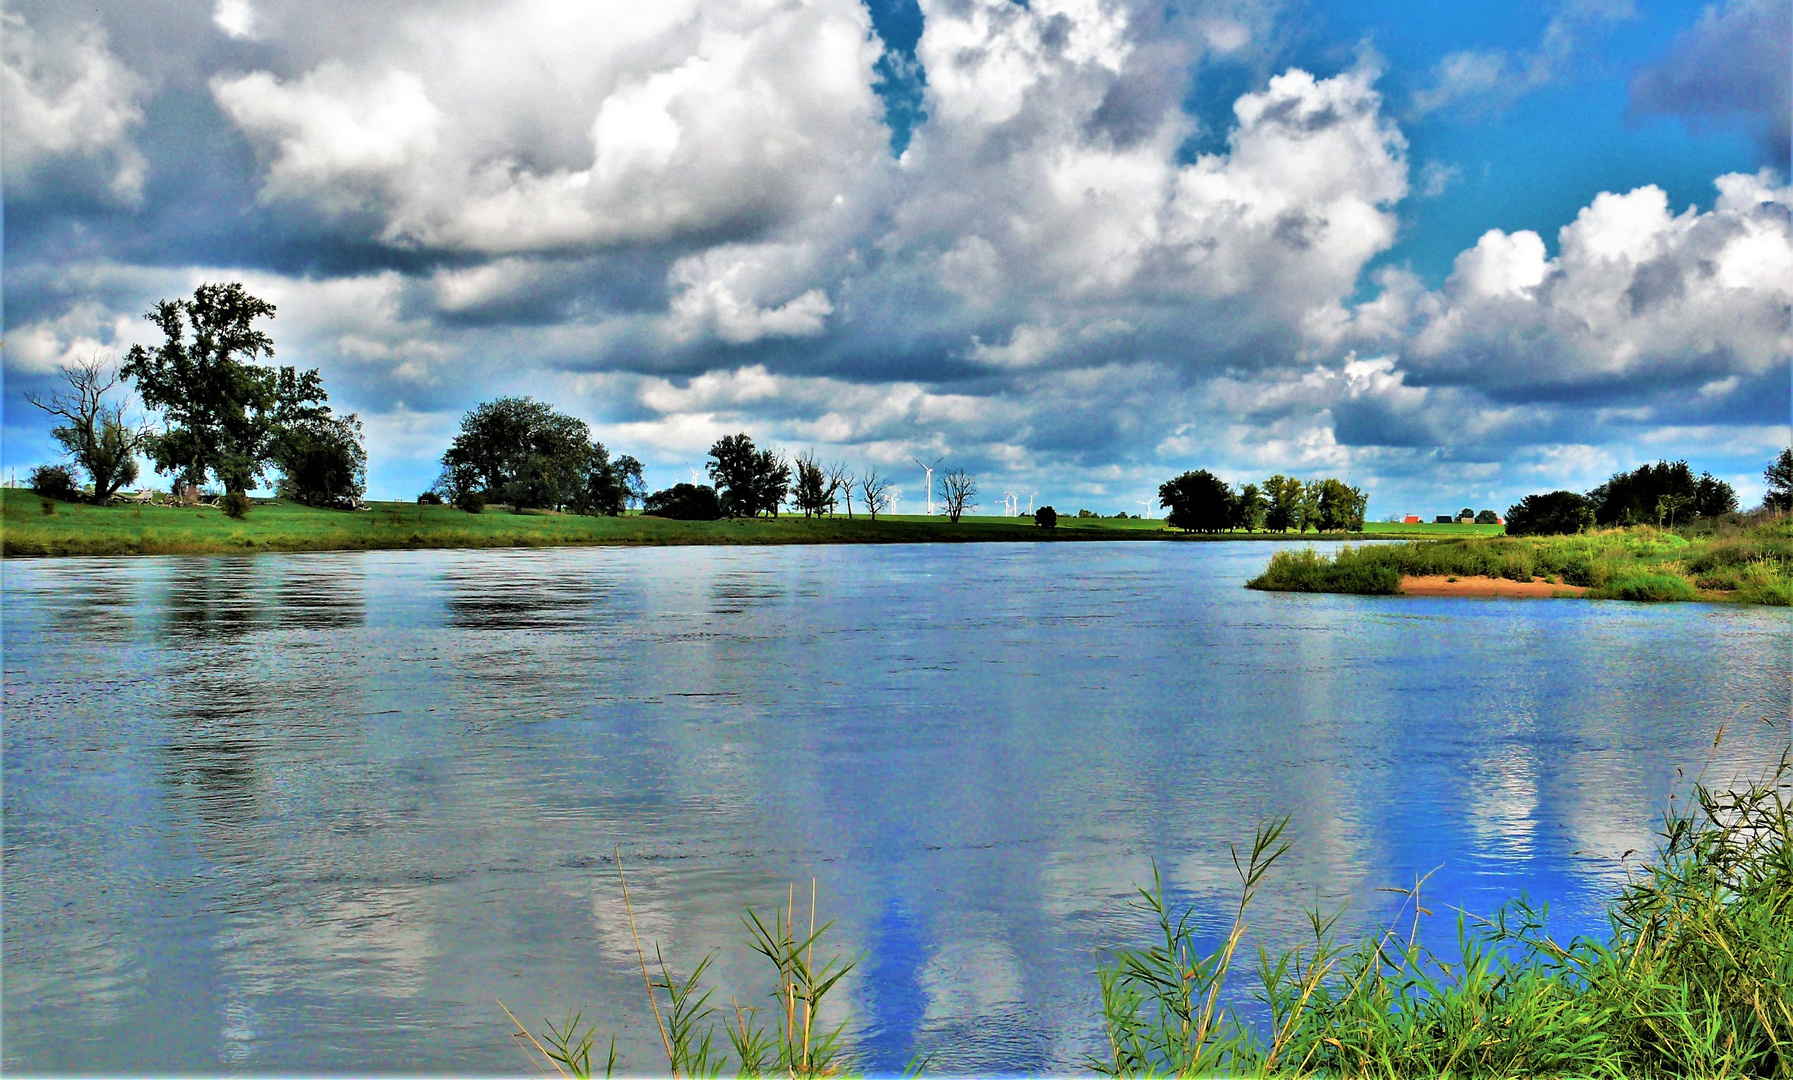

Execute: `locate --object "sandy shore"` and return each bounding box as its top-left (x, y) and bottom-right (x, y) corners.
top-left (1400, 574), bottom-right (1589, 598)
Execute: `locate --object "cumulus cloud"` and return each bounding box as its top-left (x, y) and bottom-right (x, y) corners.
top-left (1629, 0), bottom-right (1792, 163)
top-left (2, 13), bottom-right (147, 201)
top-left (1347, 172), bottom-right (1793, 402)
top-left (212, 0), bottom-right (890, 253)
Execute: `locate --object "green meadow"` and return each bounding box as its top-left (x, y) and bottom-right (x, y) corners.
top-left (0, 490), bottom-right (1479, 558)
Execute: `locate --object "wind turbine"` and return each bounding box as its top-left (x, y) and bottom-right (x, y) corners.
top-left (912, 455), bottom-right (943, 515)
top-left (1002, 491), bottom-right (1018, 516)
top-left (1136, 498), bottom-right (1153, 519)
top-left (890, 490), bottom-right (903, 515)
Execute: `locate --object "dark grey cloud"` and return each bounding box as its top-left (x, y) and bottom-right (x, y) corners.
top-left (1629, 0), bottom-right (1791, 164)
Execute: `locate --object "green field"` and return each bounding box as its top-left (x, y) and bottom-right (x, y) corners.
top-left (0, 490), bottom-right (1469, 558)
top-left (1247, 518), bottom-right (1793, 605)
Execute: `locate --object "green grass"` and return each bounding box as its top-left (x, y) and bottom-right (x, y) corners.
top-left (1247, 519), bottom-right (1793, 606)
top-left (0, 490), bottom-right (1484, 558)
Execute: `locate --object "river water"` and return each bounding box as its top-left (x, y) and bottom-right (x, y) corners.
top-left (5, 542), bottom-right (1789, 1074)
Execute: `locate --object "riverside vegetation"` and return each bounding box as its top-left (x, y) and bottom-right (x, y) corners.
top-left (517, 746), bottom-right (1793, 1078)
top-left (1247, 516), bottom-right (1793, 606)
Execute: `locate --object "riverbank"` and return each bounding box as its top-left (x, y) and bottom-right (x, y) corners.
top-left (0, 490), bottom-right (1484, 557)
top-left (1247, 519), bottom-right (1793, 605)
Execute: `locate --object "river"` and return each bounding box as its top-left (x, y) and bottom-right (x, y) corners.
top-left (4, 542), bottom-right (1788, 1074)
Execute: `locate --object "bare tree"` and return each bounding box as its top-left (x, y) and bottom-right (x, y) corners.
top-left (26, 356), bottom-right (150, 502)
top-left (791, 449), bottom-right (833, 517)
top-left (825, 461), bottom-right (853, 518)
top-left (859, 467), bottom-right (891, 520)
top-left (939, 468), bottom-right (977, 523)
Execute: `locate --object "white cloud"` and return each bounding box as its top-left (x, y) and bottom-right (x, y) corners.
top-left (1, 13), bottom-right (146, 201)
top-left (213, 0), bottom-right (258, 40)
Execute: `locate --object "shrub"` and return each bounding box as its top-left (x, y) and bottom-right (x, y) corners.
top-left (1034, 505), bottom-right (1058, 528)
top-left (418, 491), bottom-right (444, 505)
top-left (642, 483), bottom-right (722, 521)
top-left (1246, 548), bottom-right (1401, 594)
top-left (27, 463), bottom-right (80, 501)
top-left (221, 492), bottom-right (251, 519)
top-left (1505, 490), bottom-right (1595, 536)
top-left (1475, 509), bottom-right (1499, 524)
top-left (40, 497), bottom-right (55, 516)
top-left (456, 490), bottom-right (487, 514)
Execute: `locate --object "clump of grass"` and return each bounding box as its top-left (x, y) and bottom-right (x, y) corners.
top-left (1093, 748), bottom-right (1793, 1078)
top-left (1592, 573), bottom-right (1701, 602)
top-left (509, 867), bottom-right (858, 1079)
top-left (1247, 548), bottom-right (1401, 594)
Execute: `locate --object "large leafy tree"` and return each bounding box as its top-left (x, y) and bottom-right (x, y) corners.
top-left (26, 357), bottom-right (150, 502)
top-left (436, 397), bottom-right (597, 511)
top-left (1262, 474), bottom-right (1311, 533)
top-left (1766, 448), bottom-right (1793, 512)
top-left (707, 433), bottom-right (790, 517)
top-left (1588, 460), bottom-right (1736, 526)
top-left (1505, 491), bottom-right (1596, 536)
top-left (1314, 478), bottom-right (1368, 532)
top-left (121, 283), bottom-right (329, 495)
top-left (1159, 470), bottom-right (1234, 532)
top-left (272, 413), bottom-right (367, 507)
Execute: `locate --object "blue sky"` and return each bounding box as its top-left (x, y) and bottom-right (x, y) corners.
top-left (4, 0), bottom-right (1788, 514)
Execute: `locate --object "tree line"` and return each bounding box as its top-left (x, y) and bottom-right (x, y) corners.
top-left (27, 283), bottom-right (367, 515)
top-left (1504, 453), bottom-right (1790, 536)
top-left (1156, 470), bottom-right (1368, 534)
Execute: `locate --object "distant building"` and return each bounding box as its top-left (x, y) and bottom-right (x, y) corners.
top-left (1403, 515), bottom-right (1420, 524)
top-left (1435, 515), bottom-right (1453, 524)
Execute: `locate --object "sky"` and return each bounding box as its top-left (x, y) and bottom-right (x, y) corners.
top-left (4, 0), bottom-right (1789, 516)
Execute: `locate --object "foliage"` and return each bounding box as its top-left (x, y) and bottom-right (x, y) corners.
top-left (708, 434), bottom-right (791, 518)
top-left (221, 491), bottom-right (250, 519)
top-left (790, 450), bottom-right (840, 517)
top-left (27, 464), bottom-right (81, 501)
top-left (643, 483), bottom-right (723, 521)
top-left (27, 357), bottom-right (149, 502)
top-left (436, 397), bottom-right (597, 511)
top-left (939, 468), bottom-right (976, 523)
top-left (272, 413), bottom-right (366, 507)
top-left (1475, 509), bottom-right (1500, 525)
top-left (1314, 478), bottom-right (1368, 532)
top-left (1159, 470), bottom-right (1234, 532)
top-left (570, 444), bottom-right (640, 517)
top-left (39, 497), bottom-right (56, 516)
top-left (457, 490), bottom-right (487, 514)
top-left (1262, 475), bottom-right (1314, 533)
top-left (1246, 548), bottom-right (1402, 594)
top-left (1766, 448), bottom-right (1793, 512)
top-left (1093, 751), bottom-right (1793, 1078)
top-left (121, 283), bottom-right (333, 495)
top-left (418, 491), bottom-right (444, 505)
top-left (1506, 490), bottom-right (1596, 536)
top-left (1035, 505), bottom-right (1058, 528)
top-left (1247, 523), bottom-right (1792, 605)
top-left (1590, 460), bottom-right (1738, 526)
top-left (1231, 484), bottom-right (1266, 532)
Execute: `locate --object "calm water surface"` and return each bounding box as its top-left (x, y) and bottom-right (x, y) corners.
top-left (5, 542), bottom-right (1789, 1074)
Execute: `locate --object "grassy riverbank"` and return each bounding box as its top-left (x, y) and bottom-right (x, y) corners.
top-left (0, 489), bottom-right (1473, 557)
top-left (523, 753), bottom-right (1793, 1077)
top-left (1247, 519), bottom-right (1793, 605)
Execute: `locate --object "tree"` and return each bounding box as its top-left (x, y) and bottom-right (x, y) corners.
top-left (1158, 470), bottom-right (1234, 532)
top-left (1505, 491), bottom-right (1595, 536)
top-left (28, 464), bottom-right (80, 501)
top-left (1588, 460), bottom-right (1734, 526)
top-left (790, 450), bottom-right (836, 517)
top-left (1034, 505), bottom-right (1058, 528)
top-left (938, 469), bottom-right (976, 523)
top-left (615, 455), bottom-right (647, 510)
top-left (859, 467), bottom-right (891, 519)
top-left (435, 397), bottom-right (592, 510)
top-left (26, 357), bottom-right (151, 502)
top-left (643, 483), bottom-right (723, 520)
top-left (571, 442), bottom-right (637, 516)
top-left (707, 434), bottom-right (790, 517)
top-left (272, 413), bottom-right (366, 507)
top-left (1766, 448), bottom-right (1793, 512)
top-left (825, 462), bottom-right (853, 517)
top-left (1475, 509), bottom-right (1500, 525)
top-left (1315, 479), bottom-right (1368, 533)
top-left (1231, 483), bottom-right (1267, 533)
top-left (121, 283), bottom-right (333, 496)
top-left (1263, 474), bottom-right (1309, 533)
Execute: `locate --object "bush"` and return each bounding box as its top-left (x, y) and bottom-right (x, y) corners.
top-left (1246, 548), bottom-right (1402, 594)
top-left (40, 497), bottom-right (55, 516)
top-left (642, 483), bottom-right (723, 520)
top-left (1034, 505), bottom-right (1058, 528)
top-left (1505, 490), bottom-right (1595, 536)
top-left (27, 463), bottom-right (80, 501)
top-left (455, 490), bottom-right (487, 514)
top-left (221, 491), bottom-right (251, 519)
top-left (418, 491), bottom-right (444, 505)
top-left (1475, 509), bottom-right (1499, 524)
